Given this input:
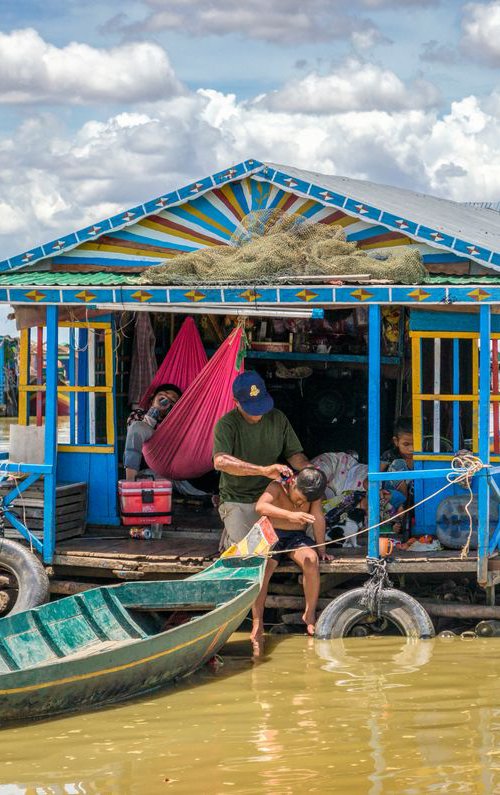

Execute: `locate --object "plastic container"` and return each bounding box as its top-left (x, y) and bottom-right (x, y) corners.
top-left (118, 479), bottom-right (172, 526)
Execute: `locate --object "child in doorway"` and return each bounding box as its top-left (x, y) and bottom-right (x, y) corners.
top-left (380, 417), bottom-right (414, 526)
top-left (252, 467), bottom-right (329, 648)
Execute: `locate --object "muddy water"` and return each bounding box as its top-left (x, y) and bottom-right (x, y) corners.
top-left (1, 633), bottom-right (500, 794)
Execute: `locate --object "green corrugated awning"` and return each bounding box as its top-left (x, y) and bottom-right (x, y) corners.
top-left (0, 272), bottom-right (136, 286)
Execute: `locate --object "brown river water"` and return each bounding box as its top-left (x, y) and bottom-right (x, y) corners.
top-left (1, 633), bottom-right (500, 794)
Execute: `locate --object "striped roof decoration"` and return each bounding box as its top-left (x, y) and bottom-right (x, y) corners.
top-left (3, 158), bottom-right (500, 274)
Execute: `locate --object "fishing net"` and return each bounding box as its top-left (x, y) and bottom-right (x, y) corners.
top-left (141, 209), bottom-right (426, 285)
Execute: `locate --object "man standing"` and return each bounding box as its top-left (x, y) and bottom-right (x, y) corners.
top-left (213, 371), bottom-right (310, 546)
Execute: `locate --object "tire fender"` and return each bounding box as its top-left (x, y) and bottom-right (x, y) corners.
top-left (315, 587), bottom-right (435, 640)
top-left (0, 538), bottom-right (50, 615)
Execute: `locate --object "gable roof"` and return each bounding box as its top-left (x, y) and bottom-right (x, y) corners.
top-left (3, 158), bottom-right (500, 274)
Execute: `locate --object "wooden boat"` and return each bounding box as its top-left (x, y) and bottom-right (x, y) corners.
top-left (0, 555), bottom-right (265, 724)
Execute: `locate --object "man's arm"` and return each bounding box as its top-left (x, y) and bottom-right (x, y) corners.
top-left (287, 452), bottom-right (311, 471)
top-left (310, 499), bottom-right (329, 560)
top-left (214, 453), bottom-right (292, 480)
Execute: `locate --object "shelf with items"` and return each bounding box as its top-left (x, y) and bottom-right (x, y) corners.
top-left (205, 348), bottom-right (400, 365)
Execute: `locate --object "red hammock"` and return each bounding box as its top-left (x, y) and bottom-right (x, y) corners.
top-left (139, 317), bottom-right (207, 408)
top-left (143, 327), bottom-right (244, 480)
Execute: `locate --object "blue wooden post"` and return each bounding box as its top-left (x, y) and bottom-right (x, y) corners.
top-left (477, 304), bottom-right (491, 586)
top-left (0, 340), bottom-right (5, 408)
top-left (368, 304), bottom-right (381, 558)
top-left (43, 306), bottom-right (59, 563)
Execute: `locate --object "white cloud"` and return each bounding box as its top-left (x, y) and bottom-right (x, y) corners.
top-left (461, 1), bottom-right (500, 65)
top-left (126, 0), bottom-right (382, 45)
top-left (258, 61), bottom-right (441, 113)
top-left (0, 28), bottom-right (183, 104)
top-left (2, 81), bottom-right (500, 259)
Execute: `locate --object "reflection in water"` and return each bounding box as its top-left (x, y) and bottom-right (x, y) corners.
top-left (2, 632), bottom-right (500, 792)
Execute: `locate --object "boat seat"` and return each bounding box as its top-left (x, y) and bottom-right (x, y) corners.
top-left (100, 589), bottom-right (147, 639)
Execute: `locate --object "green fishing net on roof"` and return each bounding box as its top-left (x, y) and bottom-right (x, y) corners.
top-left (141, 209), bottom-right (426, 285)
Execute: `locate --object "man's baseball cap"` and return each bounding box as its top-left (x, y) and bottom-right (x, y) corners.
top-left (232, 371), bottom-right (274, 416)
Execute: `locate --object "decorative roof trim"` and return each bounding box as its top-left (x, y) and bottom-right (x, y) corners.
top-left (3, 157), bottom-right (499, 274)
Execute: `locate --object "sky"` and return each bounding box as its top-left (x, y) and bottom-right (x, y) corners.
top-left (0, 0), bottom-right (500, 283)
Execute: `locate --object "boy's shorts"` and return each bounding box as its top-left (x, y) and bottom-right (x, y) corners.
top-left (272, 530), bottom-right (316, 559)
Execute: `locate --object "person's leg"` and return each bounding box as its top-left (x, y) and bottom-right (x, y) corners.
top-left (124, 422), bottom-right (155, 481)
top-left (218, 502), bottom-right (260, 550)
top-left (288, 546), bottom-right (320, 636)
top-left (250, 557), bottom-right (279, 654)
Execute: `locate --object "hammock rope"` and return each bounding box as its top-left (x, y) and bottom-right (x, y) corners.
top-left (143, 327), bottom-right (245, 480)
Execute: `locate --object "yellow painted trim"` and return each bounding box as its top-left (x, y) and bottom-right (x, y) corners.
top-left (104, 328), bottom-right (115, 446)
top-left (59, 322), bottom-right (111, 329)
top-left (411, 335), bottom-right (422, 452)
top-left (58, 445), bottom-right (114, 454)
top-left (20, 385), bottom-right (111, 394)
top-left (413, 454), bottom-right (455, 461)
top-left (18, 328), bottom-right (29, 425)
top-left (409, 331), bottom-right (479, 339)
top-left (358, 237), bottom-right (410, 250)
top-left (76, 242), bottom-right (170, 258)
top-left (416, 394), bottom-right (478, 402)
top-left (0, 607), bottom-right (250, 695)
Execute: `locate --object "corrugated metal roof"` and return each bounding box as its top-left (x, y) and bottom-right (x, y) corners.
top-left (425, 273), bottom-right (500, 284)
top-left (267, 162), bottom-right (500, 255)
top-left (0, 272), bottom-right (134, 286)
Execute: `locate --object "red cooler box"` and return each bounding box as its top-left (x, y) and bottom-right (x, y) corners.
top-left (118, 479), bottom-right (173, 526)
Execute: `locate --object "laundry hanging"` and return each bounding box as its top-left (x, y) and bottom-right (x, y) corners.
top-left (139, 317), bottom-right (207, 408)
top-left (128, 313), bottom-right (157, 406)
top-left (143, 327), bottom-right (245, 480)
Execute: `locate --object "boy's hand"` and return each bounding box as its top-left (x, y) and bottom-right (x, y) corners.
top-left (262, 464), bottom-right (293, 480)
top-left (290, 511), bottom-right (316, 526)
top-left (318, 548), bottom-right (333, 561)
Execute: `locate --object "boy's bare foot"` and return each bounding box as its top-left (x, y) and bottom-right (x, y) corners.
top-left (302, 611), bottom-right (316, 636)
top-left (250, 620), bottom-right (264, 655)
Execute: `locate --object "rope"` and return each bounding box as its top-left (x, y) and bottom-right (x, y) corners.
top-left (264, 453), bottom-right (485, 558)
top-left (361, 557), bottom-right (393, 618)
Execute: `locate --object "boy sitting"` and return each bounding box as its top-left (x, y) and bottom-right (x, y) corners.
top-left (252, 467), bottom-right (329, 649)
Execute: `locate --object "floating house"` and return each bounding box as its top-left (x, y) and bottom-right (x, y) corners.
top-left (2, 159), bottom-right (500, 606)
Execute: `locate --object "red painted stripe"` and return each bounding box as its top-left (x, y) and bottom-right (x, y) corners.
top-left (212, 188), bottom-right (243, 221)
top-left (319, 210), bottom-right (348, 224)
top-left (147, 215), bottom-right (225, 246)
top-left (357, 231), bottom-right (410, 246)
top-left (282, 193), bottom-right (299, 212)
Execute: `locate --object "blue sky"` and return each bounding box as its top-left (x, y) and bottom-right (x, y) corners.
top-left (0, 0), bottom-right (499, 338)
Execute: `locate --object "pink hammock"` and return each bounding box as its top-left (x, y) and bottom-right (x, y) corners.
top-left (139, 317), bottom-right (207, 408)
top-left (143, 327), bottom-right (245, 479)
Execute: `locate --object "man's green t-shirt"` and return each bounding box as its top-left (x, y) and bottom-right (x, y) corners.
top-left (213, 408), bottom-right (303, 504)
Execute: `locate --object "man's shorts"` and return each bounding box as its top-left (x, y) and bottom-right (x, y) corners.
top-left (218, 501), bottom-right (260, 546)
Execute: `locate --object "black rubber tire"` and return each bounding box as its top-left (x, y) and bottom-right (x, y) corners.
top-left (315, 587), bottom-right (435, 640)
top-left (0, 538), bottom-right (50, 615)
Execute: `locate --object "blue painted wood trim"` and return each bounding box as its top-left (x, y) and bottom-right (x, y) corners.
top-left (368, 304), bottom-right (381, 557)
top-left (0, 341), bottom-right (5, 406)
top-left (410, 309), bottom-right (500, 333)
top-left (69, 328), bottom-right (76, 445)
top-left (477, 304), bottom-right (491, 584)
top-left (2, 471), bottom-right (41, 508)
top-left (4, 509), bottom-right (43, 554)
top-left (453, 339), bottom-right (460, 451)
top-left (43, 305), bottom-right (58, 564)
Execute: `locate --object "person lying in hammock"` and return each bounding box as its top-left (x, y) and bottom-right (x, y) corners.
top-left (124, 383), bottom-right (182, 481)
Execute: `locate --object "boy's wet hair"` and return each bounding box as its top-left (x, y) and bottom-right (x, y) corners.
top-left (393, 416), bottom-right (412, 436)
top-left (295, 467), bottom-right (327, 501)
top-left (153, 383), bottom-right (182, 399)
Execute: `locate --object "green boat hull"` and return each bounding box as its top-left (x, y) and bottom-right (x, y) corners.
top-left (0, 556), bottom-right (264, 724)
